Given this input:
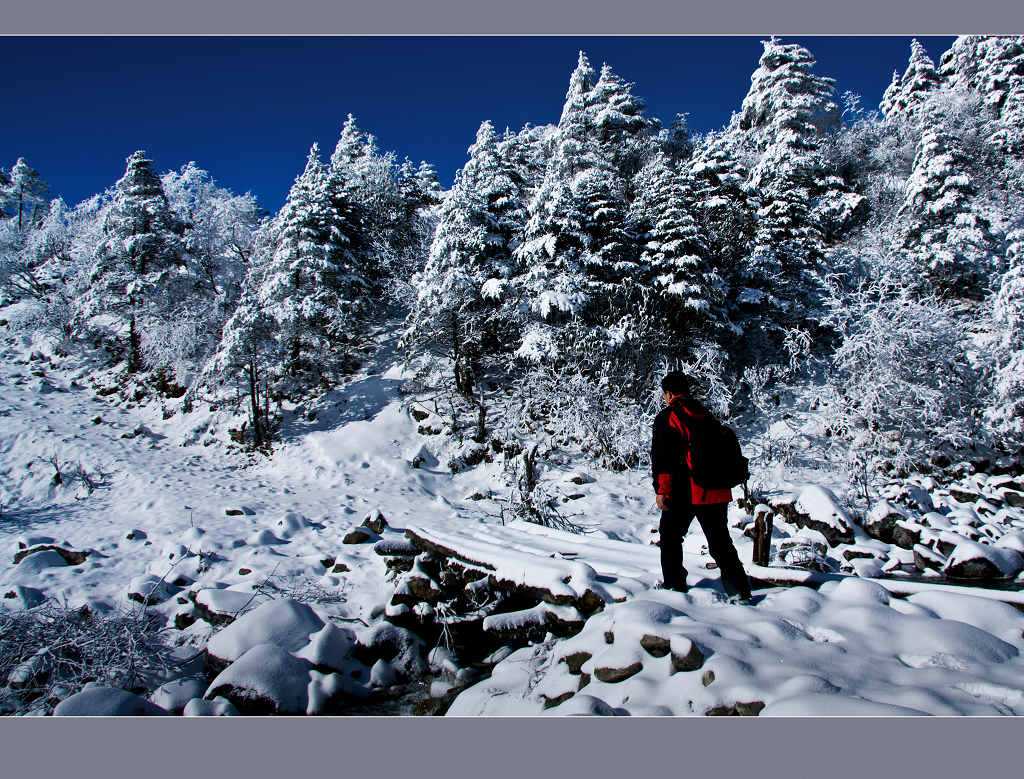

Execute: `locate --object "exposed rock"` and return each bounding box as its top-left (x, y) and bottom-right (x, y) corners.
top-left (13, 549), bottom-right (69, 573)
top-left (205, 643), bottom-right (311, 715)
top-left (13, 545), bottom-right (89, 566)
top-left (542, 690), bottom-right (576, 709)
top-left (891, 520), bottom-right (923, 550)
top-left (864, 502), bottom-right (905, 544)
top-left (559, 651), bottom-right (592, 675)
top-left (373, 537), bottom-right (418, 556)
top-left (1004, 490), bottom-right (1024, 508)
top-left (594, 662), bottom-right (643, 683)
top-left (566, 472), bottom-right (595, 485)
top-left (775, 538), bottom-right (834, 572)
top-left (354, 622), bottom-right (427, 680)
top-left (191, 588), bottom-right (259, 626)
top-left (949, 488), bottom-right (981, 504)
top-left (640, 634), bottom-right (671, 658)
top-left (706, 701), bottom-right (765, 716)
top-left (54, 687), bottom-right (169, 716)
top-left (343, 528), bottom-right (376, 544)
top-left (913, 544), bottom-right (947, 573)
top-left (701, 670), bottom-right (715, 686)
top-left (362, 511), bottom-right (389, 534)
top-left (671, 637), bottom-right (705, 672)
top-left (125, 529), bottom-right (148, 541)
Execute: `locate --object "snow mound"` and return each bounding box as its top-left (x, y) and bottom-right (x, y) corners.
top-left (183, 697), bottom-right (239, 716)
top-left (205, 599), bottom-right (324, 664)
top-left (205, 643), bottom-right (311, 715)
top-left (53, 687), bottom-right (170, 716)
top-left (294, 623), bottom-right (358, 672)
top-left (149, 678), bottom-right (208, 713)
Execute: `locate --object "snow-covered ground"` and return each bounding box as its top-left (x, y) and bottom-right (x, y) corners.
top-left (3, 323), bottom-right (1024, 716)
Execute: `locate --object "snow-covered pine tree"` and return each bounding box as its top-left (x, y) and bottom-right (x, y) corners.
top-left (8, 158), bottom-right (51, 231)
top-left (990, 228), bottom-right (1024, 444)
top-left (512, 52), bottom-right (599, 356)
top-left (206, 143), bottom-right (369, 440)
top-left (628, 151), bottom-right (726, 348)
top-left (85, 150), bottom-right (185, 371)
top-left (261, 143), bottom-right (368, 383)
top-left (327, 114), bottom-right (434, 282)
top-left (879, 39), bottom-right (942, 125)
top-left (732, 38), bottom-right (855, 342)
top-left (588, 63), bottom-right (660, 179)
top-left (899, 108), bottom-right (997, 299)
top-left (407, 120), bottom-right (526, 396)
top-left (0, 167), bottom-right (12, 218)
top-left (513, 52), bottom-right (651, 361)
top-left (658, 113), bottom-right (695, 166)
top-left (686, 131), bottom-right (759, 278)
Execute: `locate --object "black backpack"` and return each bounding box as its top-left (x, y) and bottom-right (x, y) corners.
top-left (676, 412), bottom-right (749, 490)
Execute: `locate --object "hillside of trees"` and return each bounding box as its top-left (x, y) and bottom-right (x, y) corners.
top-left (4, 35), bottom-right (1024, 495)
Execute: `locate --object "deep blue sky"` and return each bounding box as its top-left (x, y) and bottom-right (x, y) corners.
top-left (2, 36), bottom-right (956, 212)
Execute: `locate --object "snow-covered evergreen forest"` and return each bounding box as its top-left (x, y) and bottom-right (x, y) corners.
top-left (5, 36), bottom-right (1024, 717)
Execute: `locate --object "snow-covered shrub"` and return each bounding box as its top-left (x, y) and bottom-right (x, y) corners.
top-left (819, 269), bottom-right (983, 476)
top-left (0, 605), bottom-right (174, 716)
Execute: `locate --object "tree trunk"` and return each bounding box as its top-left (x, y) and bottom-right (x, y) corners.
top-left (248, 355), bottom-right (263, 448)
top-left (128, 310), bottom-right (142, 372)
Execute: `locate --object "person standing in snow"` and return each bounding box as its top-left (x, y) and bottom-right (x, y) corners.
top-left (651, 371), bottom-right (752, 603)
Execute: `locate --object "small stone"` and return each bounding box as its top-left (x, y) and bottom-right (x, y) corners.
top-left (331, 563), bottom-right (350, 573)
top-left (343, 528), bottom-right (374, 544)
top-left (701, 670), bottom-right (716, 687)
top-left (640, 634), bottom-right (671, 658)
top-left (559, 651), bottom-right (592, 675)
top-left (361, 512), bottom-right (389, 534)
top-left (671, 636), bottom-right (705, 672)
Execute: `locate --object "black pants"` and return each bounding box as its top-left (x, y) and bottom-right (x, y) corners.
top-left (660, 502), bottom-right (751, 598)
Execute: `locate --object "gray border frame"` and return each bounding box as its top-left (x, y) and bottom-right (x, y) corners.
top-left (3, 0), bottom-right (1024, 776)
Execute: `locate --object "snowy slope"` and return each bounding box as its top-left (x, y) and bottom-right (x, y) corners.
top-left (3, 325), bottom-right (1024, 716)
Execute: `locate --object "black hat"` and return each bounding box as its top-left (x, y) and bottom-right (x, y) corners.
top-left (661, 371), bottom-right (691, 397)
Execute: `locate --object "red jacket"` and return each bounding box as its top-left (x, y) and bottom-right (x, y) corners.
top-left (651, 399), bottom-right (732, 505)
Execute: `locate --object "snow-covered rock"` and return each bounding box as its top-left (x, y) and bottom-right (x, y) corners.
top-left (205, 599), bottom-right (324, 665)
top-left (53, 687), bottom-right (170, 716)
top-left (793, 485), bottom-right (855, 546)
top-left (942, 540), bottom-right (1024, 580)
top-left (294, 623), bottom-right (357, 672)
top-left (2, 584), bottom-right (48, 609)
top-left (864, 501), bottom-right (906, 544)
top-left (149, 678), bottom-right (208, 713)
top-left (126, 574), bottom-right (178, 605)
top-left (14, 549), bottom-right (68, 573)
top-left (205, 643), bottom-right (312, 715)
top-left (183, 696), bottom-right (240, 716)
